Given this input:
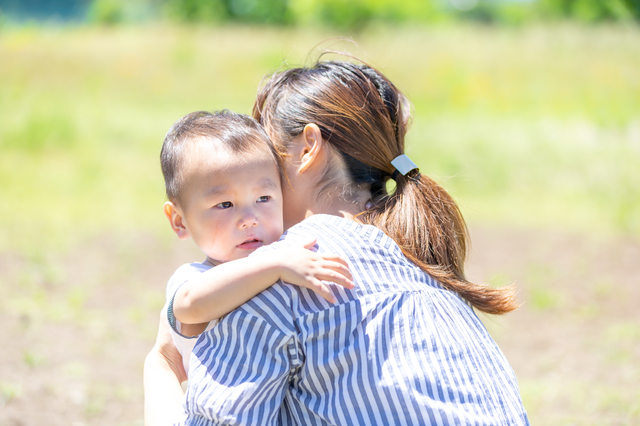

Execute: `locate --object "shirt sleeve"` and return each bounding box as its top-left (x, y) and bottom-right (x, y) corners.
top-left (165, 262), bottom-right (215, 375)
top-left (181, 299), bottom-right (301, 426)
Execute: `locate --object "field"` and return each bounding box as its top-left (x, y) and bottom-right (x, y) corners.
top-left (1, 23), bottom-right (639, 424)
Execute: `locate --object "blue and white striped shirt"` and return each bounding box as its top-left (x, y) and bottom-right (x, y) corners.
top-left (182, 214), bottom-right (529, 425)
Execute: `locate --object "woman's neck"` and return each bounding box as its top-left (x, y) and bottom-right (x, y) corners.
top-left (303, 188), bottom-right (370, 223)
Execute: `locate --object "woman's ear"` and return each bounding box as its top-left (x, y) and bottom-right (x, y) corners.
top-left (164, 202), bottom-right (191, 240)
top-left (299, 123), bottom-right (326, 173)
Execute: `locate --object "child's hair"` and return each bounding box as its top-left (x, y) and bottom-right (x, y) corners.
top-left (160, 110), bottom-right (282, 205)
top-left (253, 60), bottom-right (518, 315)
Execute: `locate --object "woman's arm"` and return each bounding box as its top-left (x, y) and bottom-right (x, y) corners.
top-left (144, 305), bottom-right (186, 426)
top-left (173, 239), bottom-right (354, 325)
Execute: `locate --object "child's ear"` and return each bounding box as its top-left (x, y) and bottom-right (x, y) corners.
top-left (164, 201), bottom-right (190, 240)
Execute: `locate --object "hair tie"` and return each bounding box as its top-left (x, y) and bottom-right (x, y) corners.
top-left (391, 154), bottom-right (418, 181)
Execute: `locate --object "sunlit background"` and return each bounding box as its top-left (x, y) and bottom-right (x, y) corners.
top-left (1, 0), bottom-right (639, 424)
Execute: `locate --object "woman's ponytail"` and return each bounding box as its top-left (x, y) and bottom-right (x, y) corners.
top-left (254, 59), bottom-right (519, 315)
top-left (361, 170), bottom-right (518, 315)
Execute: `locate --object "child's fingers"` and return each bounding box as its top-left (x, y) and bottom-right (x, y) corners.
top-left (310, 263), bottom-right (355, 288)
top-left (316, 272), bottom-right (355, 290)
top-left (318, 255), bottom-right (351, 280)
top-left (308, 278), bottom-right (337, 303)
top-left (320, 260), bottom-right (353, 284)
top-left (301, 238), bottom-right (318, 250)
top-left (319, 253), bottom-right (349, 268)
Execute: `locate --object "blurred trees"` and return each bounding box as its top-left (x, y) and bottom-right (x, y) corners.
top-left (0, 0), bottom-right (638, 26)
top-left (87, 0), bottom-right (125, 24)
top-left (0, 0), bottom-right (89, 21)
top-left (95, 0), bottom-right (640, 26)
top-left (161, 0), bottom-right (292, 24)
top-left (535, 0), bottom-right (636, 22)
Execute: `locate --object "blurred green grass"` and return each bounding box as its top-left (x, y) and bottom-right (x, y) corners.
top-left (1, 23), bottom-right (639, 256)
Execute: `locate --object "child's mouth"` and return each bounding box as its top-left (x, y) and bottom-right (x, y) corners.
top-left (238, 238), bottom-right (262, 250)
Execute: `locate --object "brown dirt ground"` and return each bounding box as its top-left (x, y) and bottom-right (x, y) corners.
top-left (1, 226), bottom-right (638, 425)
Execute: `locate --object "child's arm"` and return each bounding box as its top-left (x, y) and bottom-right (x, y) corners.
top-left (173, 239), bottom-right (354, 326)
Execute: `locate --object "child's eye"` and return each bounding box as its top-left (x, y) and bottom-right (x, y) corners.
top-left (215, 201), bottom-right (233, 209)
top-left (257, 196), bottom-right (271, 203)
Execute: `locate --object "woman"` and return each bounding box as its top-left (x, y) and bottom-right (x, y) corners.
top-left (145, 60), bottom-right (529, 425)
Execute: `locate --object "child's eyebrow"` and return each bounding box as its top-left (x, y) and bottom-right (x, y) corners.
top-left (205, 185), bottom-right (226, 198)
top-left (204, 178), bottom-right (278, 198)
top-left (258, 178), bottom-right (279, 190)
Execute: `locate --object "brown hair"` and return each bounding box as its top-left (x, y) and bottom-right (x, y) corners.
top-left (161, 110), bottom-right (282, 205)
top-left (253, 60), bottom-right (517, 314)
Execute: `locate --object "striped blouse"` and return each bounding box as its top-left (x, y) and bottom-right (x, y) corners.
top-left (181, 214), bottom-right (530, 425)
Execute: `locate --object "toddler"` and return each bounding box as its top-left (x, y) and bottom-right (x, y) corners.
top-left (160, 110), bottom-right (354, 375)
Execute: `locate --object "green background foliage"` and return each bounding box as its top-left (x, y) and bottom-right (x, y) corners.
top-left (1, 0), bottom-right (639, 26)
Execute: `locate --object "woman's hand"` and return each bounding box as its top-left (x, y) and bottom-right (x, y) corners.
top-left (277, 239), bottom-right (355, 303)
top-left (144, 304), bottom-right (187, 426)
top-left (150, 303), bottom-right (187, 383)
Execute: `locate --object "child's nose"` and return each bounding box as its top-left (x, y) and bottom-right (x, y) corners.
top-left (239, 208), bottom-right (258, 229)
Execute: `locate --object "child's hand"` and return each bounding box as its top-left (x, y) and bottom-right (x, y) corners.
top-left (277, 238), bottom-right (355, 303)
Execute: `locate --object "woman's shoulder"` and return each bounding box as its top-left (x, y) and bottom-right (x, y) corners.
top-left (283, 214), bottom-right (390, 246)
top-left (283, 215), bottom-right (422, 276)
top-left (253, 214), bottom-right (381, 255)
